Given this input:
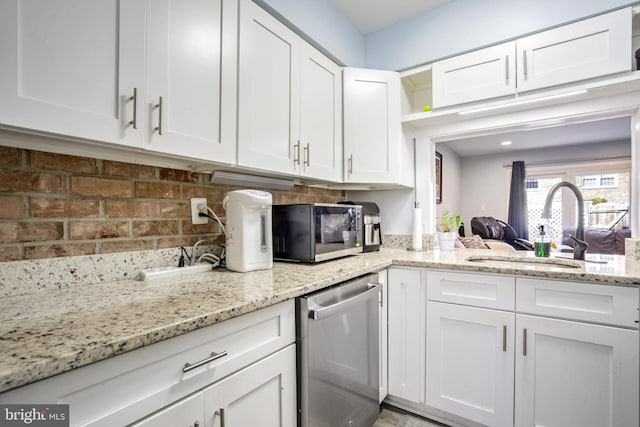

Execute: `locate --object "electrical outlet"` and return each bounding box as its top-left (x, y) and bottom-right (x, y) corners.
top-left (190, 198), bottom-right (208, 225)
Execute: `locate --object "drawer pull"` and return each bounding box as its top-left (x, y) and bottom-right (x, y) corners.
top-left (183, 350), bottom-right (228, 373)
top-left (194, 421), bottom-right (200, 427)
top-left (522, 328), bottom-right (528, 356)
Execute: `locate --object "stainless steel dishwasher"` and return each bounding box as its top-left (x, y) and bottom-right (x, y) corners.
top-left (296, 272), bottom-right (381, 427)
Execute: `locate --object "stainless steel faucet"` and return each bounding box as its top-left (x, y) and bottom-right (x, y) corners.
top-left (541, 181), bottom-right (589, 260)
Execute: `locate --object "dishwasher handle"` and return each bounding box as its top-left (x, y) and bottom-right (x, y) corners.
top-left (309, 283), bottom-right (380, 320)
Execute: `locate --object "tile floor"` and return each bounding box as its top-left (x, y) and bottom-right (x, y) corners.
top-left (373, 406), bottom-right (448, 427)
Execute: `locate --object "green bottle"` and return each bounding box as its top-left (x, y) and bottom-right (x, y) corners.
top-left (535, 224), bottom-right (550, 257)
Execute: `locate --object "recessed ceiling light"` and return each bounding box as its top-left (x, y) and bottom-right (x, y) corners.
top-left (501, 140), bottom-right (512, 146)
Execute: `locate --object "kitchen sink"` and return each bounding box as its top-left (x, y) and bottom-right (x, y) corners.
top-left (464, 254), bottom-right (583, 269)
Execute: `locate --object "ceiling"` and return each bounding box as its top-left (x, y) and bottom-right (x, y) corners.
top-left (439, 116), bottom-right (632, 158)
top-left (330, 0), bottom-right (452, 34)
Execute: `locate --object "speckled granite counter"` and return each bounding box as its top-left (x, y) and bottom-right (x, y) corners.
top-left (1, 247), bottom-right (639, 394)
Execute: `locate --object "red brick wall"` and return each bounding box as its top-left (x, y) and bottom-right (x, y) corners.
top-left (0, 146), bottom-right (345, 261)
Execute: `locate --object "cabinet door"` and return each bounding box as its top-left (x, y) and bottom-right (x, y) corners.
top-left (130, 392), bottom-right (203, 427)
top-left (515, 314), bottom-right (639, 427)
top-left (379, 270), bottom-right (388, 403)
top-left (299, 42), bottom-right (343, 182)
top-left (426, 301), bottom-right (515, 427)
top-left (203, 344), bottom-right (296, 427)
top-left (432, 41), bottom-right (516, 108)
top-left (237, 0), bottom-right (300, 174)
top-left (517, 7), bottom-right (632, 93)
top-left (146, 0), bottom-right (233, 163)
top-left (0, 0), bottom-right (145, 148)
top-left (387, 267), bottom-right (425, 403)
top-left (343, 67), bottom-right (401, 184)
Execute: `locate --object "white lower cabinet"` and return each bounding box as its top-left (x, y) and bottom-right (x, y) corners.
top-left (387, 268), bottom-right (639, 427)
top-left (426, 301), bottom-right (515, 427)
top-left (387, 267), bottom-right (425, 404)
top-left (133, 344), bottom-right (296, 427)
top-left (379, 269), bottom-right (389, 403)
top-left (514, 314), bottom-right (638, 427)
top-left (203, 344), bottom-right (296, 427)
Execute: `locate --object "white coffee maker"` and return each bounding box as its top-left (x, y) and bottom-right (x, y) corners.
top-left (223, 190), bottom-right (273, 272)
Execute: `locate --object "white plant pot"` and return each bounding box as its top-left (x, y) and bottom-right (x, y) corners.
top-left (438, 231), bottom-right (457, 251)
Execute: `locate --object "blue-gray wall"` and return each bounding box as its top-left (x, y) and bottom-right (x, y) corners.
top-left (256, 0), bottom-right (365, 67)
top-left (260, 0), bottom-right (637, 70)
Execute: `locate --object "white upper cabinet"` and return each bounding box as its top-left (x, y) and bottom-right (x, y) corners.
top-left (343, 68), bottom-right (412, 187)
top-left (298, 42), bottom-right (343, 181)
top-left (0, 0), bottom-right (145, 148)
top-left (0, 0), bottom-right (235, 164)
top-left (431, 7), bottom-right (633, 109)
top-left (145, 0), bottom-right (235, 163)
top-left (237, 0), bottom-right (342, 181)
top-left (237, 0), bottom-right (299, 175)
top-left (433, 42), bottom-right (516, 109)
top-left (517, 7), bottom-right (632, 94)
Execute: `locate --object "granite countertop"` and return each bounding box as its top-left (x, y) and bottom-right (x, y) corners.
top-left (1, 248), bottom-right (639, 394)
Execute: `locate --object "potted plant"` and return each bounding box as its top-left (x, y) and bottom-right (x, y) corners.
top-left (437, 210), bottom-right (462, 251)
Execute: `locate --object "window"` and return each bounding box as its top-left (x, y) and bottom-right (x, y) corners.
top-left (526, 176), bottom-right (563, 242)
top-left (581, 174), bottom-right (618, 188)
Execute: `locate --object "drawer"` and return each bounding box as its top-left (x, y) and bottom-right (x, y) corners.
top-left (0, 300), bottom-right (295, 427)
top-left (426, 270), bottom-right (515, 310)
top-left (516, 278), bottom-right (639, 328)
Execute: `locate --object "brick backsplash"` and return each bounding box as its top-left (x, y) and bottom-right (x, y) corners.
top-left (0, 146), bottom-right (346, 262)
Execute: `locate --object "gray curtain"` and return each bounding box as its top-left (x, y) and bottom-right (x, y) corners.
top-left (508, 161), bottom-right (529, 239)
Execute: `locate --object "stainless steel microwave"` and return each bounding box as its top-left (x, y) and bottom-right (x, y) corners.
top-left (272, 203), bottom-right (363, 262)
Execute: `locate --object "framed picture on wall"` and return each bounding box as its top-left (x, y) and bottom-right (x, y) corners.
top-left (435, 151), bottom-right (442, 204)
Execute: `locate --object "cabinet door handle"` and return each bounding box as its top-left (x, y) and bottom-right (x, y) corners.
top-left (294, 141), bottom-right (300, 165)
top-left (505, 56), bottom-right (509, 84)
top-left (502, 324), bottom-right (507, 352)
top-left (154, 96), bottom-right (163, 135)
top-left (129, 88), bottom-right (138, 129)
top-left (522, 51), bottom-right (528, 80)
top-left (182, 350), bottom-right (228, 372)
top-left (215, 408), bottom-right (226, 427)
top-left (522, 328), bottom-right (527, 356)
top-left (348, 154), bottom-right (353, 175)
top-left (304, 142), bottom-right (310, 166)
top-left (194, 421), bottom-right (200, 427)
